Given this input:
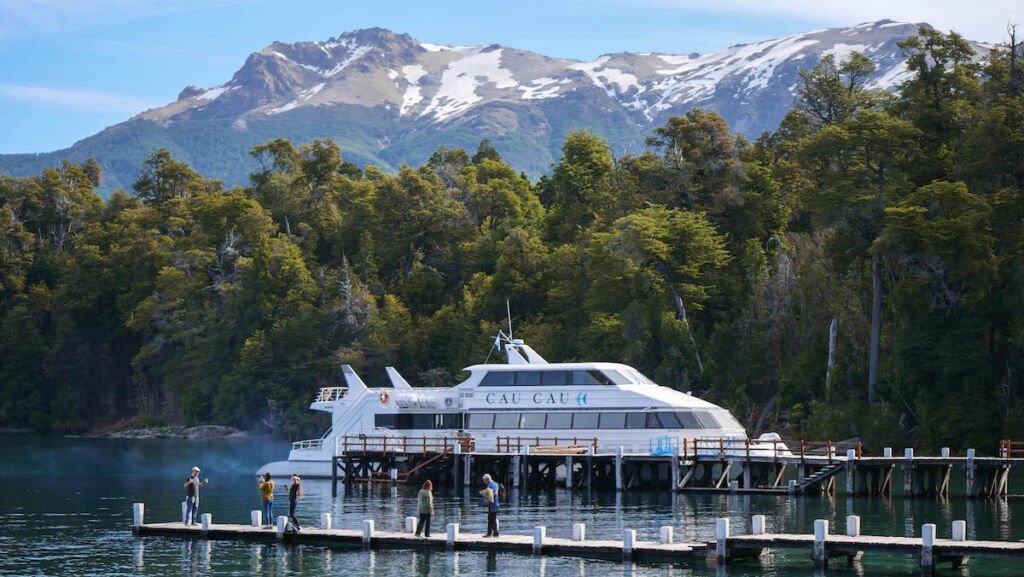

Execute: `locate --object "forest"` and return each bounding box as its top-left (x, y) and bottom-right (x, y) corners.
top-left (0, 27), bottom-right (1022, 452)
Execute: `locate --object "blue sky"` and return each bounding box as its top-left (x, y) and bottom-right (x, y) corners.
top-left (0, 0), bottom-right (1018, 154)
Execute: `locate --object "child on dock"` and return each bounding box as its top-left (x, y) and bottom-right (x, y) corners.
top-left (415, 480), bottom-right (433, 538)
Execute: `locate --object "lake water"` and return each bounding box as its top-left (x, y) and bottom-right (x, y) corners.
top-left (1, 435), bottom-right (1022, 576)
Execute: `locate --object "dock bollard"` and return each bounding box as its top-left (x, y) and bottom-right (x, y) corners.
top-left (812, 519), bottom-right (828, 567)
top-left (320, 513), bottom-right (332, 530)
top-left (181, 501), bottom-right (188, 524)
top-left (132, 503), bottom-right (145, 532)
top-left (405, 516), bottom-right (418, 533)
top-left (250, 511), bottom-right (262, 527)
top-left (941, 447), bottom-right (951, 458)
top-left (715, 518), bottom-right (730, 561)
top-left (752, 514), bottom-right (766, 535)
top-left (660, 526), bottom-right (673, 544)
top-left (846, 448), bottom-right (856, 461)
top-left (846, 515), bottom-right (860, 537)
top-left (276, 516), bottom-right (288, 540)
top-left (533, 526), bottom-right (546, 553)
top-left (952, 520), bottom-right (967, 541)
top-left (200, 513), bottom-right (212, 538)
top-left (623, 529), bottom-right (636, 558)
top-left (362, 519), bottom-right (374, 545)
top-left (572, 523), bottom-right (586, 541)
top-left (446, 523), bottom-right (459, 549)
top-left (921, 523), bottom-right (936, 569)
top-left (884, 447), bottom-right (893, 458)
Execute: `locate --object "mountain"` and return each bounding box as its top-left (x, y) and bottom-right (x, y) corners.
top-left (0, 21), bottom-right (990, 194)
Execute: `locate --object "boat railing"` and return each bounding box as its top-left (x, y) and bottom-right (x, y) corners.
top-left (314, 387), bottom-right (348, 403)
top-left (292, 438), bottom-right (325, 451)
top-left (683, 437), bottom-right (862, 462)
top-left (495, 436), bottom-right (599, 454)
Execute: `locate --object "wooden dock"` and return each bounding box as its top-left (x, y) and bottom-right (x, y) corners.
top-left (328, 435), bottom-right (1024, 499)
top-left (131, 504), bottom-right (1024, 572)
top-left (715, 514), bottom-right (1024, 573)
top-left (131, 504), bottom-right (705, 563)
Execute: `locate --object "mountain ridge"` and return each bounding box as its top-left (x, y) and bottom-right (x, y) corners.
top-left (0, 21), bottom-right (992, 194)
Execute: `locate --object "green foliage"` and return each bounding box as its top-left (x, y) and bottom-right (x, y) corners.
top-left (1, 28), bottom-right (1023, 453)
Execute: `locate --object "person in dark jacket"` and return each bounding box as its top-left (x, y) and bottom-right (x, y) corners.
top-left (183, 466), bottom-right (208, 526)
top-left (414, 479), bottom-right (434, 538)
top-left (288, 474), bottom-right (302, 529)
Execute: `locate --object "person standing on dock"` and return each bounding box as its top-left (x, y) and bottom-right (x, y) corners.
top-left (288, 474), bottom-right (302, 529)
top-left (480, 473), bottom-right (500, 537)
top-left (415, 480), bottom-right (433, 538)
top-left (258, 472), bottom-right (275, 527)
top-left (183, 466), bottom-right (208, 526)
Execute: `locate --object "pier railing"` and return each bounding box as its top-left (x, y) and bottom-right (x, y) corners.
top-left (999, 439), bottom-right (1024, 458)
top-left (495, 436), bottom-right (599, 454)
top-left (339, 434), bottom-right (459, 454)
top-left (681, 437), bottom-right (862, 462)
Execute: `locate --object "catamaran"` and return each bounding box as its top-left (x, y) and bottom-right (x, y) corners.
top-left (259, 330), bottom-right (764, 478)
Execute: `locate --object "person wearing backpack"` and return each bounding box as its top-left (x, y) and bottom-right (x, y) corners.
top-left (479, 473), bottom-right (500, 537)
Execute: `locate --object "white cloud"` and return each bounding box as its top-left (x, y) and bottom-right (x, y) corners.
top-left (0, 0), bottom-right (241, 42)
top-left (629, 0), bottom-right (1020, 44)
top-left (0, 84), bottom-right (160, 114)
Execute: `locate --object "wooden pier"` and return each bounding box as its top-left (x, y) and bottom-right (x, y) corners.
top-left (131, 504), bottom-right (1024, 573)
top-left (130, 504), bottom-right (705, 563)
top-left (328, 435), bottom-right (1023, 499)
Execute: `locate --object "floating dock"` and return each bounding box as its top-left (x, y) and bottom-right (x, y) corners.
top-left (131, 504), bottom-right (1024, 573)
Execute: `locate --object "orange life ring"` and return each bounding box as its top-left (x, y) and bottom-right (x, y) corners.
top-left (379, 390), bottom-right (389, 406)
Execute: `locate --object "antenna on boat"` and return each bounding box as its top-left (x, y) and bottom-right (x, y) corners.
top-left (506, 299), bottom-right (513, 341)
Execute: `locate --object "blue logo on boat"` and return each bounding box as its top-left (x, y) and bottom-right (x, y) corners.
top-left (576, 392), bottom-right (588, 406)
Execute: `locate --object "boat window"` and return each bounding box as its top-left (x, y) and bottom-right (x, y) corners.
top-left (441, 414), bottom-right (462, 429)
top-left (412, 414), bottom-right (435, 429)
top-left (375, 414), bottom-right (396, 428)
top-left (572, 412), bottom-right (599, 429)
top-left (546, 413), bottom-right (573, 429)
top-left (481, 372), bottom-right (515, 386)
top-left (694, 410), bottom-right (721, 429)
top-left (645, 413), bottom-right (663, 428)
top-left (541, 371), bottom-right (569, 385)
top-left (657, 412), bottom-right (682, 429)
top-left (467, 413), bottom-right (495, 429)
top-left (599, 412), bottom-right (626, 429)
top-left (516, 371), bottom-right (541, 385)
top-left (569, 370), bottom-right (601, 385)
top-left (676, 411), bottom-right (702, 429)
top-left (493, 413), bottom-right (519, 429)
top-left (602, 369), bottom-right (632, 385)
top-left (625, 412), bottom-right (646, 429)
top-left (520, 413), bottom-right (546, 429)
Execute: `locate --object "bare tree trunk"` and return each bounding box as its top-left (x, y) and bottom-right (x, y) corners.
top-left (825, 318), bottom-right (837, 399)
top-left (868, 252), bottom-right (881, 403)
top-left (671, 288), bottom-right (703, 374)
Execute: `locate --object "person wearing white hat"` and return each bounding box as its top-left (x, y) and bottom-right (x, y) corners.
top-left (183, 466), bottom-right (209, 526)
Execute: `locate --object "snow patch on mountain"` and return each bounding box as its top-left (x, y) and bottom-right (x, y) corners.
top-left (401, 64), bottom-right (428, 115)
top-left (422, 47), bottom-right (517, 121)
top-left (570, 56), bottom-right (641, 98)
top-left (519, 77), bottom-right (562, 100)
